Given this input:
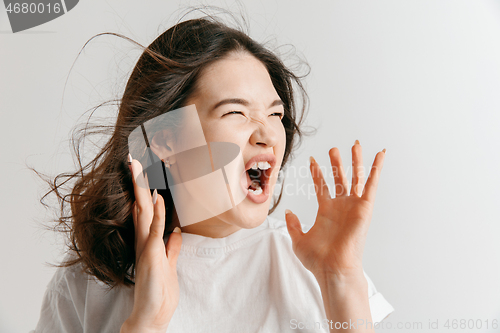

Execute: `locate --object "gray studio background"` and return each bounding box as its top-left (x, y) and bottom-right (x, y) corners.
top-left (1, 1), bottom-right (500, 332)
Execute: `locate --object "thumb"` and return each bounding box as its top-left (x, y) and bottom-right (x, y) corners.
top-left (285, 209), bottom-right (304, 244)
top-left (166, 227), bottom-right (182, 268)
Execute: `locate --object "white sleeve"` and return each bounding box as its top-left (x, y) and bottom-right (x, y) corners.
top-left (33, 262), bottom-right (86, 333)
top-left (33, 287), bottom-right (83, 333)
top-left (364, 270), bottom-right (395, 324)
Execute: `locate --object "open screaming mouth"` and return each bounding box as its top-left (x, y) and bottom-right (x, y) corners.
top-left (245, 161), bottom-right (272, 195)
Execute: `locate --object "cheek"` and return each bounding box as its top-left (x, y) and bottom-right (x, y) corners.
top-left (202, 120), bottom-right (240, 142)
top-left (276, 125), bottom-right (287, 160)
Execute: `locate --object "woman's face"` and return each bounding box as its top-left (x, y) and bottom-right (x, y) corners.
top-left (184, 51), bottom-right (286, 231)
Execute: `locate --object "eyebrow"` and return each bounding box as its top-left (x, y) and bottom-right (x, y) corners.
top-left (211, 98), bottom-right (284, 111)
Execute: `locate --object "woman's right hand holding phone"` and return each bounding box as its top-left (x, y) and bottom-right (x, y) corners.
top-left (121, 155), bottom-right (182, 333)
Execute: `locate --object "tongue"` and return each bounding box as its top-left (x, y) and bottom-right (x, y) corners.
top-left (249, 180), bottom-right (261, 190)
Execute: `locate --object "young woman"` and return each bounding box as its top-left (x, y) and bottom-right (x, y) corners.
top-left (34, 17), bottom-right (394, 333)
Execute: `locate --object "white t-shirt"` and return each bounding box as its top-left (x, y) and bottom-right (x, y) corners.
top-left (33, 216), bottom-right (394, 333)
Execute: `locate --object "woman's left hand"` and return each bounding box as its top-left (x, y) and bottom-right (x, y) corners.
top-left (285, 141), bottom-right (386, 281)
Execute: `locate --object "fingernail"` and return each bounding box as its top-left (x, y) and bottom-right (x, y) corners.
top-left (285, 209), bottom-right (292, 215)
top-left (309, 156), bottom-right (315, 164)
top-left (355, 139), bottom-right (360, 145)
top-left (152, 189), bottom-right (157, 205)
top-left (382, 148), bottom-right (386, 153)
top-left (173, 226), bottom-right (181, 233)
top-left (127, 153), bottom-right (133, 165)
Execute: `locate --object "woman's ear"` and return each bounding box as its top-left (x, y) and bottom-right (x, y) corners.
top-left (150, 130), bottom-right (176, 164)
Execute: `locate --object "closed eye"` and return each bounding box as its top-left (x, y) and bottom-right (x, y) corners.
top-left (223, 111), bottom-right (244, 116)
top-left (223, 111), bottom-right (283, 119)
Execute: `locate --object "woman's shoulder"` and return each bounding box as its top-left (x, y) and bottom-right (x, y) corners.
top-left (34, 254), bottom-right (97, 332)
top-left (45, 254), bottom-right (90, 299)
top-left (36, 253), bottom-right (134, 332)
top-left (45, 252), bottom-right (116, 302)
top-left (254, 215), bottom-right (311, 266)
top-left (265, 214), bottom-right (311, 240)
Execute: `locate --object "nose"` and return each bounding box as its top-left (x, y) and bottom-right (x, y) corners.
top-left (249, 117), bottom-right (279, 148)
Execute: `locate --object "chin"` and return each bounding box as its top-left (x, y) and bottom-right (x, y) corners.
top-left (219, 197), bottom-right (270, 229)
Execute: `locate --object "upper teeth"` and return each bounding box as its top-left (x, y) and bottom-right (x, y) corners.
top-left (250, 161), bottom-right (271, 170)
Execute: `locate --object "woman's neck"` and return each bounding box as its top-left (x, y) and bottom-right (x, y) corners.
top-left (171, 209), bottom-right (242, 238)
top-left (181, 221), bottom-right (242, 238)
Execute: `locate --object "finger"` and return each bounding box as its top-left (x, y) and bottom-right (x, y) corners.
top-left (149, 190), bottom-right (164, 238)
top-left (129, 155), bottom-right (154, 260)
top-left (362, 149), bottom-right (386, 203)
top-left (132, 202), bottom-right (138, 255)
top-left (309, 156), bottom-right (331, 204)
top-left (166, 227), bottom-right (182, 268)
top-left (284, 209), bottom-right (304, 245)
top-left (350, 140), bottom-right (364, 197)
top-left (143, 170), bottom-right (151, 192)
top-left (328, 148), bottom-right (349, 197)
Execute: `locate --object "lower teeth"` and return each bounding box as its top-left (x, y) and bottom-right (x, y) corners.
top-left (248, 184), bottom-right (263, 195)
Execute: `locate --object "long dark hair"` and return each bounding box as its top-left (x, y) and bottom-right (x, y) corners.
top-left (39, 16), bottom-right (310, 287)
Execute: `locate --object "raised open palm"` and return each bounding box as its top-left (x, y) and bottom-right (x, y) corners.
top-left (285, 141), bottom-right (386, 280)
